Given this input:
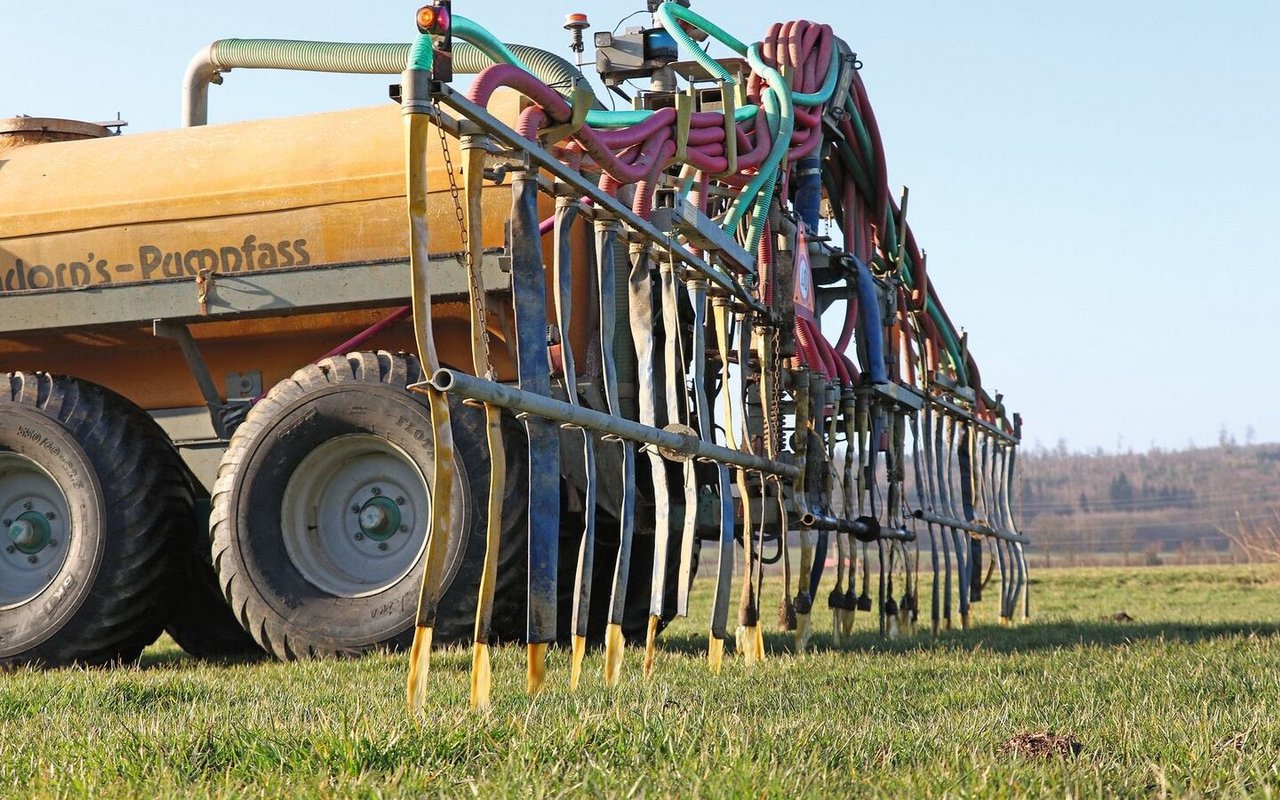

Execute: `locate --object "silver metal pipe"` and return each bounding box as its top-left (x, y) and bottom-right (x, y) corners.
top-left (430, 369), bottom-right (800, 479)
top-left (911, 508), bottom-right (1030, 544)
top-left (183, 39), bottom-right (591, 127)
top-left (879, 527), bottom-right (918, 543)
top-left (927, 393), bottom-right (1019, 444)
top-left (801, 512), bottom-right (886, 539)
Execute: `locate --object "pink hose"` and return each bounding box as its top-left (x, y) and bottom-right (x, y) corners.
top-left (320, 306), bottom-right (411, 360)
top-left (793, 315), bottom-right (825, 376)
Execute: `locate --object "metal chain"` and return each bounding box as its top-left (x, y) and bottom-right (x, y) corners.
top-left (434, 98), bottom-right (495, 377)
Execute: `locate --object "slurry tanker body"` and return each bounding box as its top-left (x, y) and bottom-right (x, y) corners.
top-left (0, 2), bottom-right (1025, 708)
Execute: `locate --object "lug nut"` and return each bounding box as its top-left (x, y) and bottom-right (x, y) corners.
top-left (4, 545), bottom-right (13, 554)
top-left (354, 532), bottom-right (365, 541)
top-left (399, 525), bottom-right (408, 533)
top-left (45, 512), bottom-right (55, 521)
top-left (27, 555), bottom-right (37, 564)
top-left (22, 501), bottom-right (32, 511)
top-left (371, 487), bottom-right (382, 496)
top-left (2, 519), bottom-right (10, 527)
top-left (395, 496), bottom-right (405, 506)
top-left (351, 504), bottom-right (361, 514)
top-left (377, 542), bottom-right (389, 551)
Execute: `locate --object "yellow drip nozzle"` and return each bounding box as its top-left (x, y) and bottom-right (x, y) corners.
top-left (470, 642), bottom-right (492, 711)
top-left (707, 634), bottom-right (725, 674)
top-left (643, 616), bottom-right (660, 679)
top-left (527, 642), bottom-right (548, 695)
top-left (406, 626), bottom-right (434, 715)
top-left (795, 612), bottom-right (811, 653)
top-left (603, 623), bottom-right (625, 687)
top-left (570, 634), bottom-right (587, 691)
top-left (739, 625), bottom-right (760, 665)
top-left (755, 624), bottom-right (766, 662)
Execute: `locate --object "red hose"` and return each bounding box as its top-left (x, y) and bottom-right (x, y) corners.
top-left (793, 315), bottom-right (824, 375)
top-left (320, 306), bottom-right (411, 360)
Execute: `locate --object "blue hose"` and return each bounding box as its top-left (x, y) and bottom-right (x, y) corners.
top-left (795, 154), bottom-right (823, 234)
top-left (855, 258), bottom-right (888, 384)
top-left (809, 531), bottom-right (829, 596)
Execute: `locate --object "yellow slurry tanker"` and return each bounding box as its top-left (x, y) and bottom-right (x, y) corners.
top-left (1, 3), bottom-right (1025, 709)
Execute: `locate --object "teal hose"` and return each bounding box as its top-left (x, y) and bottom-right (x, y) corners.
top-left (656, 2), bottom-right (747, 83)
top-left (834, 139), bottom-right (873, 199)
top-left (408, 34), bottom-right (433, 71)
top-left (585, 104), bottom-right (758, 128)
top-left (453, 15), bottom-right (530, 73)
top-left (792, 50), bottom-right (841, 107)
top-left (726, 44), bottom-right (793, 239)
top-left (843, 96), bottom-right (875, 172)
top-left (929, 299), bottom-right (968, 384)
top-left (744, 177), bottom-right (777, 256)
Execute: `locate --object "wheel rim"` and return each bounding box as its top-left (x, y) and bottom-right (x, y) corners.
top-left (0, 453), bottom-right (72, 609)
top-left (281, 434), bottom-right (432, 598)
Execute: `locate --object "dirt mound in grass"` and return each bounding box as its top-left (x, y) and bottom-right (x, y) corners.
top-left (998, 731), bottom-right (1083, 759)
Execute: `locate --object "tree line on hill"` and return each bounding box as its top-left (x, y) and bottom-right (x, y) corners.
top-left (1016, 438), bottom-right (1280, 565)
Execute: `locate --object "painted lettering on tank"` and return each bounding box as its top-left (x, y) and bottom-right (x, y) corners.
top-left (1, 234), bottom-right (314, 292)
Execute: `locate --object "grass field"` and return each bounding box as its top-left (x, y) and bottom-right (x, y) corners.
top-left (5, 564), bottom-right (1280, 798)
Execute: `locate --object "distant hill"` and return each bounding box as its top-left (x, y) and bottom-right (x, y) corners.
top-left (1018, 441), bottom-right (1280, 564)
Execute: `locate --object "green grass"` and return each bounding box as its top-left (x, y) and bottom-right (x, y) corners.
top-left (6, 564), bottom-right (1280, 798)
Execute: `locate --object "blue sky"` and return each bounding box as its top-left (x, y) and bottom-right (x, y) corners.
top-left (4, 1), bottom-right (1276, 453)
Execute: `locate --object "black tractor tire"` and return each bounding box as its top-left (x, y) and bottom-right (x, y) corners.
top-left (163, 490), bottom-right (264, 661)
top-left (0, 373), bottom-right (181, 667)
top-left (210, 351), bottom-right (524, 660)
top-left (586, 520), bottom-right (688, 644)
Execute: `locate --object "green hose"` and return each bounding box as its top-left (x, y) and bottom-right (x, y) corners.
top-left (656, 2), bottom-right (748, 83)
top-left (585, 104), bottom-right (758, 128)
top-left (792, 50), bottom-right (841, 107)
top-left (452, 15), bottom-right (529, 72)
top-left (843, 96), bottom-right (876, 173)
top-left (408, 35), bottom-right (433, 72)
top-left (726, 45), bottom-right (793, 241)
top-left (834, 139), bottom-right (873, 199)
top-left (212, 38), bottom-right (412, 73)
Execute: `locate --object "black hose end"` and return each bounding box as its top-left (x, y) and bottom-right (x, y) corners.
top-left (827, 588), bottom-right (845, 610)
top-left (794, 592), bottom-right (813, 615)
top-left (853, 515), bottom-right (881, 543)
top-left (883, 596), bottom-right (899, 617)
top-left (856, 592), bottom-right (873, 612)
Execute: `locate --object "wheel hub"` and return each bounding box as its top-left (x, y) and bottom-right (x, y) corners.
top-left (0, 453), bottom-right (71, 609)
top-left (357, 495), bottom-right (402, 541)
top-left (280, 434), bottom-right (431, 598)
top-left (9, 512), bottom-right (51, 554)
